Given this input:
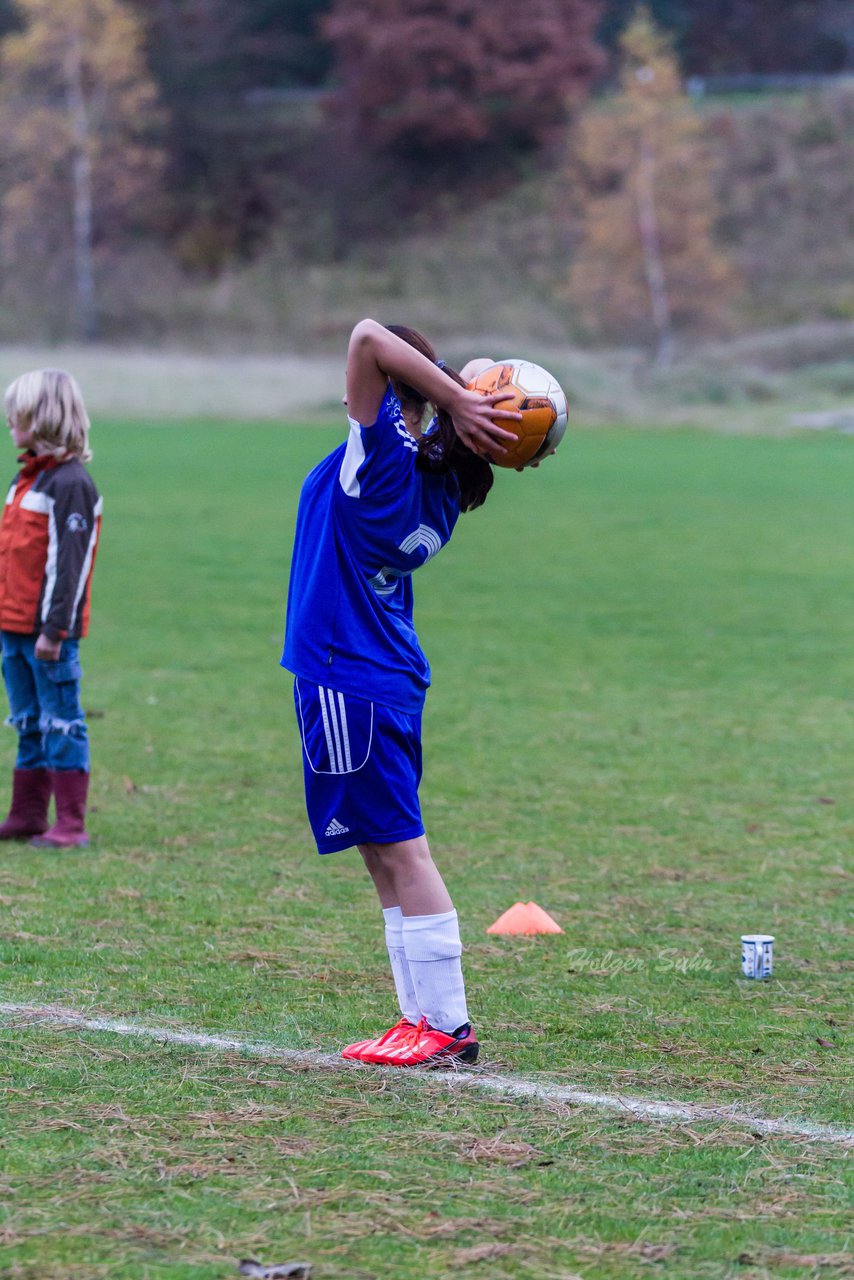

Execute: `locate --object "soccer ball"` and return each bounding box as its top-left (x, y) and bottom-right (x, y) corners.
top-left (468, 359), bottom-right (568, 469)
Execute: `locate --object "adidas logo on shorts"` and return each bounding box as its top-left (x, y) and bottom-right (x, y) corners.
top-left (324, 818), bottom-right (350, 838)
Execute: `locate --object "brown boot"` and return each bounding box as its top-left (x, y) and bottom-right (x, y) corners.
top-left (31, 770), bottom-right (89, 848)
top-left (0, 768), bottom-right (51, 839)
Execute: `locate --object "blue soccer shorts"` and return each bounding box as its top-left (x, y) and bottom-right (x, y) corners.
top-left (293, 678), bottom-right (425, 854)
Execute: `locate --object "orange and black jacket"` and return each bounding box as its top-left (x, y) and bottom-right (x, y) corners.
top-left (0, 453), bottom-right (102, 642)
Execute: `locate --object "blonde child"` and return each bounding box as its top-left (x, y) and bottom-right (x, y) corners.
top-left (0, 370), bottom-right (102, 847)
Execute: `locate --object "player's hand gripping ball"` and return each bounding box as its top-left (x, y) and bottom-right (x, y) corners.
top-left (468, 359), bottom-right (568, 469)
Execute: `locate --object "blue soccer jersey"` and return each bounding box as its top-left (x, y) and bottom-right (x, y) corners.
top-left (282, 386), bottom-right (461, 713)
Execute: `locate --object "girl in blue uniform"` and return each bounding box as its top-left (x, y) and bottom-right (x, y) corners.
top-left (282, 319), bottom-right (518, 1066)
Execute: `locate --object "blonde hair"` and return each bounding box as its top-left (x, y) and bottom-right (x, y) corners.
top-left (4, 369), bottom-right (92, 462)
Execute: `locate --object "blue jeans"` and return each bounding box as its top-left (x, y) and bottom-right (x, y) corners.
top-left (1, 631), bottom-right (89, 772)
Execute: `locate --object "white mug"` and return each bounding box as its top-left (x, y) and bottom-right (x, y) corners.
top-left (741, 934), bottom-right (775, 979)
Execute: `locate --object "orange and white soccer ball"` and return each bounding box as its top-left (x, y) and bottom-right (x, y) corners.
top-left (468, 359), bottom-right (568, 469)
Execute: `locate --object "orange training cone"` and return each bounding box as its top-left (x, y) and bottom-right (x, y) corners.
top-left (487, 901), bottom-right (563, 936)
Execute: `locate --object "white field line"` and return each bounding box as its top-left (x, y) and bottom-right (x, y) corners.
top-left (2, 1000), bottom-right (852, 1148)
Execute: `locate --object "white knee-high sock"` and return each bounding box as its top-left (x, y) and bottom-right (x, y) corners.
top-left (402, 909), bottom-right (469, 1034)
top-left (383, 906), bottom-right (421, 1025)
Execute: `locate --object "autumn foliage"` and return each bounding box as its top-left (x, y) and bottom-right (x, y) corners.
top-left (0, 0), bottom-right (162, 231)
top-left (323, 0), bottom-right (604, 157)
top-left (567, 8), bottom-right (739, 355)
top-left (0, 0), bottom-right (842, 343)
top-left (0, 0), bottom-right (163, 334)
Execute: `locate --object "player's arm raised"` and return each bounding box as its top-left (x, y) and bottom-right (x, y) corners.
top-left (346, 319), bottom-right (520, 457)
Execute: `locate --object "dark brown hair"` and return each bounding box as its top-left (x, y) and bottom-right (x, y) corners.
top-left (385, 324), bottom-right (494, 513)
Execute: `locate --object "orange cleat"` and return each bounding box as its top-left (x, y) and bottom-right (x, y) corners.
top-left (341, 1018), bottom-right (417, 1063)
top-left (380, 1017), bottom-right (479, 1067)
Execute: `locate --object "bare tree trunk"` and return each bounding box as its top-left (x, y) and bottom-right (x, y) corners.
top-left (65, 34), bottom-right (98, 342)
top-left (635, 134), bottom-right (673, 368)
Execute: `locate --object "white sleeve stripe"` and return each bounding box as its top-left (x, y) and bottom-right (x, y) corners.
top-left (339, 423), bottom-right (365, 497)
top-left (69, 521), bottom-right (100, 632)
top-left (340, 417), bottom-right (417, 498)
top-left (39, 496), bottom-right (59, 623)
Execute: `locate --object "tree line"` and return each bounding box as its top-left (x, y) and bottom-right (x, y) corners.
top-left (0, 0), bottom-right (844, 348)
top-left (122, 0), bottom-right (854, 265)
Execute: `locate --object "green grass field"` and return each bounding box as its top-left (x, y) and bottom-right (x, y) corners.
top-left (1, 418), bottom-right (852, 1279)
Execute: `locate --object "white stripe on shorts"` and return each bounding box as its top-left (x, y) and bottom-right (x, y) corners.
top-left (322, 686), bottom-right (345, 773)
top-left (295, 679), bottom-right (375, 776)
top-left (318, 686), bottom-right (341, 772)
top-left (336, 691), bottom-right (353, 772)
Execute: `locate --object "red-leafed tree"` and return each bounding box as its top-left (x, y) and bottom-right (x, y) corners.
top-left (323, 0), bottom-right (604, 160)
